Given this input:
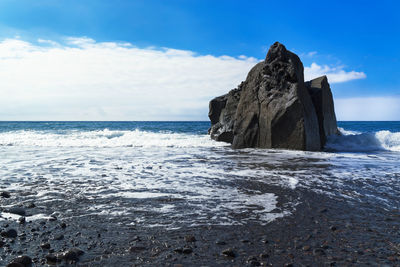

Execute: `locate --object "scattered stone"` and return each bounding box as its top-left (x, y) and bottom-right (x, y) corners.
top-left (129, 246), bottom-right (146, 252)
top-left (1, 229), bottom-right (18, 238)
top-left (259, 253), bottom-right (269, 259)
top-left (18, 217), bottom-right (26, 224)
top-left (330, 226), bottom-right (337, 231)
top-left (313, 248), bottom-right (326, 256)
top-left (40, 242), bottom-right (51, 249)
top-left (302, 245), bottom-right (311, 251)
top-left (182, 247), bottom-right (193, 254)
top-left (1, 191), bottom-right (11, 198)
top-left (45, 254), bottom-right (58, 264)
top-left (8, 255), bottom-right (32, 267)
top-left (6, 263), bottom-right (24, 267)
top-left (184, 235), bottom-right (196, 242)
top-left (62, 248), bottom-right (84, 262)
top-left (173, 248), bottom-right (183, 254)
top-left (221, 248), bottom-right (236, 258)
top-left (0, 239), bottom-right (5, 247)
top-left (215, 240), bottom-right (226, 245)
top-left (8, 207), bottom-right (26, 216)
top-left (60, 222), bottom-right (67, 229)
top-left (53, 234), bottom-right (64, 241)
top-left (48, 216), bottom-right (57, 222)
top-left (319, 208), bottom-right (328, 213)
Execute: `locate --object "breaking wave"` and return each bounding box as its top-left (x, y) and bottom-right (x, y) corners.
top-left (325, 128), bottom-right (400, 152)
top-left (0, 129), bottom-right (227, 148)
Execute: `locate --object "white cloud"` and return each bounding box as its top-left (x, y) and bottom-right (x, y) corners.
top-left (0, 37), bottom-right (258, 120)
top-left (0, 37), bottom-right (369, 120)
top-left (335, 97), bottom-right (400, 121)
top-left (304, 62), bottom-right (366, 83)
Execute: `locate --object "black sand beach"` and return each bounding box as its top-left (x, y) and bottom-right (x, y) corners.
top-left (1, 183), bottom-right (399, 266)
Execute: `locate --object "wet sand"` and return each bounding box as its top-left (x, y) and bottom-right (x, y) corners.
top-left (1, 185), bottom-right (399, 266)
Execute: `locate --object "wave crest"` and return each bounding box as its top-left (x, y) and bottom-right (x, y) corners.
top-left (0, 129), bottom-right (227, 148)
top-left (325, 128), bottom-right (400, 152)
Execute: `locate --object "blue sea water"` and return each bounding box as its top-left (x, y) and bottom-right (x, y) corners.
top-left (0, 121), bottom-right (399, 229)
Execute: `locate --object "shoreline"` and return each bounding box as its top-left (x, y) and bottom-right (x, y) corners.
top-left (1, 186), bottom-right (399, 266)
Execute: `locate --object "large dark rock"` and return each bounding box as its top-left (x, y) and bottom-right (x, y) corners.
top-left (305, 76), bottom-right (338, 147)
top-left (208, 42), bottom-right (338, 151)
top-left (208, 85), bottom-right (242, 143)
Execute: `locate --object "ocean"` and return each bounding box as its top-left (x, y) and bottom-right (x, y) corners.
top-left (0, 121), bottom-right (399, 229)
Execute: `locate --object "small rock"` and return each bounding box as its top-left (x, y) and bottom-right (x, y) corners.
top-left (8, 255), bottom-right (32, 267)
top-left (18, 217), bottom-right (26, 224)
top-left (6, 263), bottom-right (24, 267)
top-left (182, 247), bottom-right (193, 254)
top-left (302, 245), bottom-right (311, 251)
top-left (184, 235), bottom-right (196, 242)
top-left (129, 246), bottom-right (146, 252)
top-left (48, 216), bottom-right (57, 222)
top-left (62, 248), bottom-right (84, 262)
top-left (1, 229), bottom-right (18, 238)
top-left (60, 222), bottom-right (67, 229)
top-left (215, 240), bottom-right (226, 245)
top-left (329, 226), bottom-right (337, 231)
top-left (8, 207), bottom-right (26, 216)
top-left (53, 234), bottom-right (64, 241)
top-left (0, 191), bottom-right (11, 198)
top-left (259, 253), bottom-right (269, 259)
top-left (40, 243), bottom-right (51, 249)
top-left (221, 248), bottom-right (235, 258)
top-left (45, 254), bottom-right (58, 264)
top-left (319, 208), bottom-right (328, 213)
top-left (0, 240), bottom-right (5, 247)
top-left (313, 248), bottom-right (326, 256)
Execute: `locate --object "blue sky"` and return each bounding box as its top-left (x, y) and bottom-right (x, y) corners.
top-left (0, 0), bottom-right (399, 120)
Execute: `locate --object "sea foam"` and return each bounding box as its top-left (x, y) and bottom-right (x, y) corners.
top-left (325, 128), bottom-right (400, 152)
top-left (0, 129), bottom-right (227, 148)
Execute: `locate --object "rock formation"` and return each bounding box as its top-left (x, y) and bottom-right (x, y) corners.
top-left (208, 42), bottom-right (338, 151)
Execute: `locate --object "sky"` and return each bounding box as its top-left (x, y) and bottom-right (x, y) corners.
top-left (0, 0), bottom-right (399, 121)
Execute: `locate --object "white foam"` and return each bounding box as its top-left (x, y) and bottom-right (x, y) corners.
top-left (325, 129), bottom-right (400, 152)
top-left (0, 129), bottom-right (228, 148)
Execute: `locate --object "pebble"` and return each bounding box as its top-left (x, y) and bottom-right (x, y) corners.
top-left (330, 226), bottom-right (337, 231)
top-left (184, 235), bottom-right (196, 242)
top-left (215, 240), bottom-right (226, 245)
top-left (221, 248), bottom-right (236, 258)
top-left (40, 242), bottom-right (51, 249)
top-left (0, 191), bottom-right (11, 198)
top-left (1, 229), bottom-right (18, 238)
top-left (18, 217), bottom-right (26, 224)
top-left (45, 254), bottom-right (58, 264)
top-left (53, 234), bottom-right (64, 241)
top-left (62, 248), bottom-right (84, 262)
top-left (313, 248), bottom-right (326, 256)
top-left (182, 247), bottom-right (193, 254)
top-left (8, 255), bottom-right (32, 267)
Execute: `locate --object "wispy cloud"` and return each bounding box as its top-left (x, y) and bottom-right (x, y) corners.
top-left (304, 62), bottom-right (366, 83)
top-left (0, 37), bottom-right (369, 120)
